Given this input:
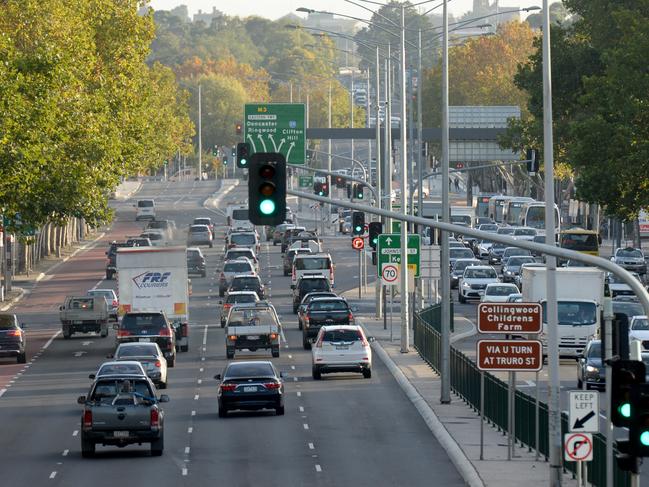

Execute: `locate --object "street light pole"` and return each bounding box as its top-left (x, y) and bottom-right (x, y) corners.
top-left (417, 28), bottom-right (424, 236)
top-left (375, 45), bottom-right (383, 318)
top-left (198, 83), bottom-right (202, 181)
top-left (542, 0), bottom-right (561, 484)
top-left (385, 45), bottom-right (393, 232)
top-left (399, 5), bottom-right (410, 353)
top-left (440, 0), bottom-right (451, 404)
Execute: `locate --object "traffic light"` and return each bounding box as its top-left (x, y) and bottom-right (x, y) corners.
top-left (314, 181), bottom-right (323, 196)
top-left (612, 360), bottom-right (646, 427)
top-left (631, 383), bottom-right (649, 456)
top-left (368, 222), bottom-right (382, 249)
top-left (352, 211), bottom-right (365, 236)
top-left (353, 183), bottom-right (364, 200)
top-left (223, 156), bottom-right (228, 165)
top-left (237, 142), bottom-right (250, 168)
top-left (526, 148), bottom-right (539, 173)
top-left (235, 122), bottom-right (242, 135)
top-left (335, 175), bottom-right (345, 188)
top-left (248, 152), bottom-right (286, 226)
top-left (346, 183), bottom-right (352, 199)
top-left (212, 145), bottom-right (218, 156)
top-left (616, 440), bottom-right (641, 473)
top-left (231, 146), bottom-right (236, 158)
top-left (321, 181), bottom-right (329, 197)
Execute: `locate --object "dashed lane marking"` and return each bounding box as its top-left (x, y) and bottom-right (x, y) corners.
top-left (49, 472), bottom-right (57, 479)
top-left (72, 430), bottom-right (78, 437)
top-left (303, 423), bottom-right (309, 430)
top-left (297, 391), bottom-right (301, 397)
top-left (184, 446), bottom-right (190, 454)
top-left (299, 406), bottom-right (304, 413)
top-left (62, 450), bottom-right (69, 457)
top-left (315, 465), bottom-right (322, 472)
top-left (188, 427), bottom-right (193, 434)
top-left (194, 394), bottom-right (199, 400)
top-left (308, 443), bottom-right (314, 450)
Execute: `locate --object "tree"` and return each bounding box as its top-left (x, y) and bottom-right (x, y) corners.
top-left (526, 2), bottom-right (572, 29)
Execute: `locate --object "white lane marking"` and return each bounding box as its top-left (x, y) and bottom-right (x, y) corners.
top-left (43, 330), bottom-right (62, 350)
top-left (182, 468), bottom-right (188, 476)
top-left (291, 365), bottom-right (296, 370)
top-left (184, 446), bottom-right (191, 454)
top-left (72, 430), bottom-right (78, 437)
top-left (202, 323), bottom-right (208, 347)
top-left (188, 427), bottom-right (193, 434)
top-left (303, 423), bottom-right (309, 430)
top-left (62, 450), bottom-right (69, 457)
top-left (297, 391), bottom-right (302, 398)
top-left (293, 377), bottom-right (298, 382)
top-left (194, 394), bottom-right (199, 400)
top-left (73, 351), bottom-right (87, 357)
top-left (49, 471), bottom-right (57, 479)
top-left (199, 368), bottom-right (204, 373)
top-left (81, 341), bottom-right (92, 346)
top-left (315, 465), bottom-right (322, 472)
top-left (308, 442), bottom-right (314, 450)
top-left (288, 355), bottom-right (293, 359)
top-left (201, 357), bottom-right (205, 361)
top-left (192, 410), bottom-right (196, 416)
top-left (197, 379), bottom-right (202, 385)
top-left (299, 406), bottom-right (304, 413)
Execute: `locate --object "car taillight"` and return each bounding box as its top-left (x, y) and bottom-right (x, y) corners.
top-left (220, 383), bottom-right (236, 392)
top-left (116, 329), bottom-right (131, 337)
top-left (264, 382), bottom-right (281, 390)
top-left (223, 303), bottom-right (232, 310)
top-left (228, 335), bottom-right (237, 341)
top-left (83, 409), bottom-right (92, 428)
top-left (154, 360), bottom-right (161, 368)
top-left (6, 329), bottom-right (21, 337)
top-left (181, 322), bottom-right (189, 337)
top-left (304, 316), bottom-right (310, 326)
top-left (112, 300), bottom-right (118, 307)
top-left (220, 273), bottom-right (225, 280)
top-left (150, 408), bottom-right (160, 428)
top-left (159, 327), bottom-right (172, 337)
top-left (348, 313), bottom-right (354, 324)
top-left (292, 268), bottom-right (296, 280)
top-left (269, 333), bottom-right (278, 340)
top-left (330, 268), bottom-right (334, 282)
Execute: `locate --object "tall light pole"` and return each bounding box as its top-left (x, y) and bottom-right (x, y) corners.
top-left (375, 44), bottom-right (383, 318)
top-left (198, 83), bottom-right (202, 181)
top-left (440, 0), bottom-right (451, 404)
top-left (399, 5), bottom-right (409, 353)
top-left (541, 0), bottom-right (560, 484)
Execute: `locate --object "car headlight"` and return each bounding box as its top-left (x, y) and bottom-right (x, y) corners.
top-left (504, 270), bottom-right (513, 275)
top-left (586, 365), bottom-right (599, 373)
top-left (462, 281), bottom-right (470, 288)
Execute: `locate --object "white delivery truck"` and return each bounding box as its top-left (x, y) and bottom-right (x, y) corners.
top-left (116, 246), bottom-right (190, 352)
top-left (521, 267), bottom-right (605, 358)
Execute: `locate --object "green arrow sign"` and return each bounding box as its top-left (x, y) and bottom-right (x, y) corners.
top-left (244, 103), bottom-right (306, 164)
top-left (377, 233), bottom-right (420, 278)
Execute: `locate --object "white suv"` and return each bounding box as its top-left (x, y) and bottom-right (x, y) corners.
top-left (458, 265), bottom-right (499, 303)
top-left (135, 199), bottom-right (155, 221)
top-left (311, 325), bottom-right (373, 380)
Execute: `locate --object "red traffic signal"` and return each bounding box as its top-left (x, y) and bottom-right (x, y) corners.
top-left (235, 122), bottom-right (242, 135)
top-left (351, 237), bottom-right (364, 250)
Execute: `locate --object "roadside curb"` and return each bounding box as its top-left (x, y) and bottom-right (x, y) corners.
top-left (115, 181), bottom-right (142, 201)
top-left (0, 288), bottom-right (26, 312)
top-left (203, 180), bottom-right (240, 214)
top-left (371, 340), bottom-right (485, 487)
top-left (450, 317), bottom-right (477, 344)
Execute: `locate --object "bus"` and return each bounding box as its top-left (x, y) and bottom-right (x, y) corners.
top-left (474, 195), bottom-right (493, 220)
top-left (503, 197), bottom-right (535, 226)
top-left (488, 195), bottom-right (513, 223)
top-left (518, 201), bottom-right (560, 236)
top-left (559, 228), bottom-right (600, 256)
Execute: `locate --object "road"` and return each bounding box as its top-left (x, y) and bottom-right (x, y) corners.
top-left (0, 180), bottom-right (464, 487)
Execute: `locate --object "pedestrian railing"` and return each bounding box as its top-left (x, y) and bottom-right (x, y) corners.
top-left (413, 304), bottom-right (631, 487)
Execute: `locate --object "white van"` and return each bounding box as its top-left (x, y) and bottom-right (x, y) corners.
top-left (135, 199), bottom-right (156, 221)
top-left (227, 204), bottom-right (253, 229)
top-left (291, 253), bottom-right (334, 287)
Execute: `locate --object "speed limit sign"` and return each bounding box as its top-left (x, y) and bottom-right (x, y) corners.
top-left (381, 264), bottom-right (400, 286)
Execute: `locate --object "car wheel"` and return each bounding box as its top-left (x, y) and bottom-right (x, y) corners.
top-left (273, 241), bottom-right (277, 246)
top-left (62, 328), bottom-right (72, 339)
top-left (312, 366), bottom-right (321, 380)
top-left (218, 406), bottom-right (228, 418)
top-left (272, 347), bottom-right (280, 358)
top-left (298, 320), bottom-right (303, 331)
top-left (81, 436), bottom-right (95, 458)
top-left (283, 270), bottom-right (289, 276)
top-left (577, 378), bottom-right (583, 389)
top-left (167, 355), bottom-right (175, 368)
top-left (201, 271), bottom-right (207, 278)
top-left (221, 321), bottom-right (225, 328)
top-left (150, 436), bottom-right (164, 456)
top-left (100, 328), bottom-right (108, 338)
top-left (458, 293), bottom-right (466, 304)
top-left (17, 352), bottom-right (26, 364)
top-left (219, 289), bottom-right (225, 297)
top-left (209, 243), bottom-right (213, 248)
top-left (363, 368), bottom-right (372, 379)
top-left (226, 349), bottom-right (235, 360)
top-left (106, 272), bottom-right (112, 280)
top-left (180, 344), bottom-right (189, 352)
top-left (303, 337), bottom-right (311, 350)
top-left (158, 381), bottom-right (167, 390)
top-left (276, 405), bottom-right (285, 416)
top-left (293, 305), bottom-right (298, 314)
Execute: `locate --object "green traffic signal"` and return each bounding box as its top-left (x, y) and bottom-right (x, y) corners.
top-left (641, 431), bottom-right (649, 446)
top-left (621, 403), bottom-right (632, 418)
top-left (259, 199), bottom-right (276, 215)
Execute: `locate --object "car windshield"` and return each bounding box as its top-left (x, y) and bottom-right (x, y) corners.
top-left (231, 277), bottom-right (260, 289)
top-left (542, 301), bottom-right (597, 326)
top-left (116, 344), bottom-right (159, 358)
top-left (322, 328), bottom-right (362, 342)
top-left (227, 251), bottom-right (254, 261)
top-left (504, 248), bottom-right (530, 257)
top-left (88, 291), bottom-right (113, 299)
top-left (226, 294), bottom-right (257, 304)
top-left (232, 209), bottom-right (248, 220)
top-left (143, 233), bottom-right (162, 240)
top-left (90, 379), bottom-right (153, 404)
top-left (464, 268), bottom-right (497, 279)
top-left (507, 257), bottom-right (535, 267)
top-left (0, 315), bottom-right (16, 329)
top-left (613, 301), bottom-right (644, 318)
top-left (148, 221), bottom-right (168, 229)
top-left (98, 363), bottom-right (144, 376)
top-left (295, 257), bottom-right (330, 270)
top-left (224, 262), bottom-right (252, 273)
top-left (231, 234), bottom-right (256, 245)
top-left (227, 308), bottom-right (276, 327)
top-left (225, 362), bottom-right (275, 379)
top-left (479, 224), bottom-right (498, 232)
top-left (120, 313), bottom-right (167, 332)
top-left (190, 225), bottom-right (209, 233)
top-left (137, 200), bottom-right (153, 208)
top-left (561, 233), bottom-right (598, 251)
top-left (310, 300), bottom-right (348, 312)
top-left (487, 285), bottom-right (518, 296)
top-left (632, 318), bottom-right (649, 331)
top-left (492, 243), bottom-right (507, 251)
top-left (187, 250), bottom-right (202, 259)
top-left (450, 249), bottom-right (474, 259)
top-left (587, 342), bottom-right (601, 358)
top-left (497, 227), bottom-right (514, 235)
top-left (514, 228), bottom-right (536, 236)
top-left (300, 279), bottom-right (330, 292)
top-left (194, 219), bottom-right (210, 225)
top-left (618, 248), bottom-right (643, 258)
top-left (454, 261), bottom-right (479, 272)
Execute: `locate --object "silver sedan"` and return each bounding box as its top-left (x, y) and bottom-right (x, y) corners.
top-left (113, 342), bottom-right (169, 389)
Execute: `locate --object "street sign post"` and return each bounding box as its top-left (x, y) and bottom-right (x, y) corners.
top-left (476, 339), bottom-right (543, 372)
top-left (377, 233), bottom-right (420, 278)
top-left (564, 433), bottom-right (593, 462)
top-left (477, 303), bottom-right (542, 334)
top-left (569, 391), bottom-right (599, 433)
top-left (381, 263), bottom-right (400, 286)
top-left (244, 103), bottom-right (306, 164)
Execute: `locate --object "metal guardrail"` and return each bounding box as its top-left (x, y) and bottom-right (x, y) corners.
top-left (413, 304), bottom-right (631, 487)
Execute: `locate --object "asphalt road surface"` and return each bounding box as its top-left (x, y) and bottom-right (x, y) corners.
top-left (0, 180), bottom-right (464, 487)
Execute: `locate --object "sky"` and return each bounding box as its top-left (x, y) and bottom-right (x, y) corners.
top-left (146, 0), bottom-right (542, 21)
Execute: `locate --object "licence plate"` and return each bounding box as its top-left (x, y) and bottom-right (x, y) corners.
top-left (243, 386), bottom-right (257, 392)
top-left (247, 335), bottom-right (259, 340)
top-left (336, 346), bottom-right (349, 350)
top-left (113, 431), bottom-right (129, 438)
top-left (140, 338), bottom-right (151, 342)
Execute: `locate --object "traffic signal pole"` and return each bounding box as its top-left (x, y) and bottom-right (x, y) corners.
top-left (604, 297), bottom-right (614, 487)
top-left (399, 5), bottom-right (410, 353)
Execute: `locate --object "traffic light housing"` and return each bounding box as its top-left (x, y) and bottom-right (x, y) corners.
top-left (211, 145), bottom-right (218, 156)
top-left (368, 222), bottom-right (383, 249)
top-left (612, 360), bottom-right (646, 427)
top-left (616, 440), bottom-right (641, 473)
top-left (335, 175), bottom-right (345, 188)
top-left (223, 156), bottom-right (228, 166)
top-left (346, 183), bottom-right (352, 199)
top-left (248, 152), bottom-right (286, 226)
top-left (321, 181), bottom-right (329, 197)
top-left (237, 142), bottom-right (250, 168)
top-left (353, 183), bottom-right (364, 200)
top-left (526, 148), bottom-right (539, 173)
top-left (352, 211), bottom-right (365, 236)
top-left (236, 122), bottom-right (242, 135)
top-left (631, 383), bottom-right (649, 456)
top-left (314, 181), bottom-right (323, 196)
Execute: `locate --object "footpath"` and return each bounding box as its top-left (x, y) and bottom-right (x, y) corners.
top-left (341, 286), bottom-right (578, 487)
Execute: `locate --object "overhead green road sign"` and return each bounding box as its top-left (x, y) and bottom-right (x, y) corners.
top-left (377, 233), bottom-right (420, 278)
top-left (298, 175), bottom-right (313, 188)
top-left (244, 103), bottom-right (306, 164)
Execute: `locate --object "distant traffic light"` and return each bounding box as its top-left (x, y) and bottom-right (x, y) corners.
top-left (368, 222), bottom-right (383, 249)
top-left (631, 383), bottom-right (649, 456)
top-left (346, 183), bottom-right (352, 199)
top-left (335, 175), bottom-right (345, 188)
top-left (223, 156), bottom-right (228, 165)
top-left (212, 145), bottom-right (219, 157)
top-left (314, 181), bottom-right (323, 196)
top-left (612, 360), bottom-right (646, 428)
top-left (353, 183), bottom-right (364, 200)
top-left (321, 181), bottom-right (329, 197)
top-left (526, 148), bottom-right (539, 173)
top-left (237, 142), bottom-right (250, 168)
top-left (352, 211), bottom-right (365, 236)
top-left (231, 146), bottom-right (236, 158)
top-left (236, 122), bottom-right (242, 135)
top-left (248, 152), bottom-right (286, 226)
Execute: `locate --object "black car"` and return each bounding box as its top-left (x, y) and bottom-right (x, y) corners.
top-left (228, 275), bottom-right (265, 299)
top-left (0, 314), bottom-right (26, 363)
top-left (488, 243), bottom-right (508, 265)
top-left (612, 297), bottom-right (645, 323)
top-left (292, 275), bottom-right (332, 313)
top-left (297, 291), bottom-right (339, 330)
top-left (281, 227), bottom-right (306, 253)
top-left (187, 247), bottom-right (206, 277)
top-left (116, 312), bottom-right (177, 367)
top-left (302, 298), bottom-right (353, 349)
top-left (577, 340), bottom-right (604, 390)
top-left (105, 242), bottom-right (130, 280)
top-left (215, 361), bottom-right (284, 417)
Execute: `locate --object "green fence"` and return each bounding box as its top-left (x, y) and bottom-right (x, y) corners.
top-left (413, 304), bottom-right (631, 487)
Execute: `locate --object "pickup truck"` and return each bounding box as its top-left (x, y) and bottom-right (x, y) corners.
top-left (78, 374), bottom-right (169, 457)
top-left (225, 304), bottom-right (281, 359)
top-left (301, 298), bottom-right (353, 350)
top-left (60, 296), bottom-right (109, 339)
